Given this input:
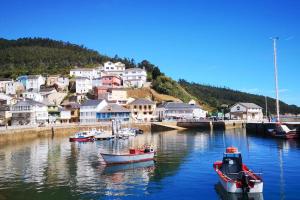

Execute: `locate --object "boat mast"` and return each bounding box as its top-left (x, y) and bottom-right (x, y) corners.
top-left (272, 37), bottom-right (280, 122)
top-left (265, 96), bottom-right (268, 118)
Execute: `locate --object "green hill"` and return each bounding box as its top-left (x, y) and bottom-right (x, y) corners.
top-left (0, 37), bottom-right (111, 78)
top-left (178, 79), bottom-right (300, 114)
top-left (0, 37), bottom-right (299, 114)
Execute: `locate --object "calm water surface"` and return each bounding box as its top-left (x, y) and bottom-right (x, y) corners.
top-left (0, 129), bottom-right (300, 200)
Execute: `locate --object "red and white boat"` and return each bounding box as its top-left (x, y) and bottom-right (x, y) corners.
top-left (100, 146), bottom-right (155, 165)
top-left (267, 123), bottom-right (299, 139)
top-left (213, 147), bottom-right (263, 193)
top-left (69, 131), bottom-right (95, 142)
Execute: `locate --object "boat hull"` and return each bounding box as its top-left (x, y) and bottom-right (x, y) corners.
top-left (101, 152), bottom-right (155, 165)
top-left (217, 174), bottom-right (263, 193)
top-left (268, 130), bottom-right (299, 139)
top-left (69, 137), bottom-right (94, 142)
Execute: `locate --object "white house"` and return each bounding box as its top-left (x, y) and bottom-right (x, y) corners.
top-left (56, 77), bottom-right (69, 91)
top-left (156, 102), bottom-right (207, 121)
top-left (80, 99), bottom-right (107, 124)
top-left (0, 93), bottom-right (14, 105)
top-left (92, 78), bottom-right (102, 88)
top-left (11, 98), bottom-right (48, 126)
top-left (22, 91), bottom-right (43, 102)
top-left (5, 81), bottom-right (24, 95)
top-left (123, 68), bottom-right (147, 88)
top-left (0, 78), bottom-right (13, 93)
top-left (76, 77), bottom-right (92, 94)
top-left (70, 68), bottom-right (100, 79)
top-left (102, 61), bottom-right (125, 76)
top-left (60, 107), bottom-right (71, 123)
top-left (229, 102), bottom-right (263, 121)
top-left (26, 75), bottom-right (45, 92)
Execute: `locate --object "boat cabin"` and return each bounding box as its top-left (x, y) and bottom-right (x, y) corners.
top-left (221, 148), bottom-right (243, 179)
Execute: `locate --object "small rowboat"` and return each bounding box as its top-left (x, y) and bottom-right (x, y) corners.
top-left (213, 147), bottom-right (263, 193)
top-left (267, 123), bottom-right (299, 139)
top-left (100, 146), bottom-right (155, 165)
top-left (69, 131), bottom-right (95, 142)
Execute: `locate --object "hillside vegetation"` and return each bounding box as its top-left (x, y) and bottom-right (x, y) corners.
top-left (179, 79), bottom-right (300, 114)
top-left (0, 38), bottom-right (109, 78)
top-left (0, 37), bottom-right (299, 114)
top-left (127, 87), bottom-right (182, 103)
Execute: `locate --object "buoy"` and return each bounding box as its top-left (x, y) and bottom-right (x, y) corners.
top-left (226, 147), bottom-right (238, 153)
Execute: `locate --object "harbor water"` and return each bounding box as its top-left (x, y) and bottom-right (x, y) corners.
top-left (0, 129), bottom-right (300, 200)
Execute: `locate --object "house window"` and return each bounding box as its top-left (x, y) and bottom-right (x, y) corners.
top-left (144, 105), bottom-right (147, 109)
top-left (143, 112), bottom-right (147, 115)
top-left (237, 106), bottom-right (240, 111)
top-left (134, 105), bottom-right (137, 109)
top-left (134, 112), bottom-right (138, 115)
top-left (148, 105), bottom-right (151, 109)
top-left (139, 105), bottom-right (142, 110)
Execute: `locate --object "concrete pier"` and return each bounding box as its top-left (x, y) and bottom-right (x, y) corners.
top-left (177, 120), bottom-right (244, 130)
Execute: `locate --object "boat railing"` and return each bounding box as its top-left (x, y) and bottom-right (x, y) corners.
top-left (228, 171), bottom-right (263, 175)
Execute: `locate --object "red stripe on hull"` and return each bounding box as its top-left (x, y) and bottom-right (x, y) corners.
top-left (104, 158), bottom-right (154, 165)
top-left (69, 138), bottom-right (93, 142)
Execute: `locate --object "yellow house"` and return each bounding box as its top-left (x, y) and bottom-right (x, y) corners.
top-left (128, 98), bottom-right (156, 122)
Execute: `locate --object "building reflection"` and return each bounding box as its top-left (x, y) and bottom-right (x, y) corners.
top-left (1, 128), bottom-right (297, 199)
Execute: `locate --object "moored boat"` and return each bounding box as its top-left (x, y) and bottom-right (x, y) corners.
top-left (130, 128), bottom-right (144, 134)
top-left (267, 123), bottom-right (299, 139)
top-left (100, 146), bottom-right (155, 165)
top-left (116, 128), bottom-right (136, 138)
top-left (69, 131), bottom-right (95, 142)
top-left (213, 147), bottom-right (263, 193)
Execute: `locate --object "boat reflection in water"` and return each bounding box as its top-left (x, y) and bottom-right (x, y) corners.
top-left (101, 160), bottom-right (155, 174)
top-left (215, 183), bottom-right (264, 200)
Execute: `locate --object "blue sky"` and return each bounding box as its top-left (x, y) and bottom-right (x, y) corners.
top-left (1, 0), bottom-right (300, 105)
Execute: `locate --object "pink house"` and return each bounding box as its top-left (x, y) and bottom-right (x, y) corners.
top-left (94, 86), bottom-right (109, 99)
top-left (100, 75), bottom-right (121, 87)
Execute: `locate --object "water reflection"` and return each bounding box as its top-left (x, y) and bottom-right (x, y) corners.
top-left (0, 129), bottom-right (299, 199)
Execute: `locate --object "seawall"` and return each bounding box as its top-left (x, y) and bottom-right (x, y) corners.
top-left (0, 123), bottom-right (151, 143)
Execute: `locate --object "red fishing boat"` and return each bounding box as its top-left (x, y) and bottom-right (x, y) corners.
top-left (213, 147), bottom-right (263, 193)
top-left (267, 123), bottom-right (299, 139)
top-left (69, 131), bottom-right (95, 142)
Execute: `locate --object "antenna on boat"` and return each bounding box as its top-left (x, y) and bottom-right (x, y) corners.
top-left (265, 96), bottom-right (268, 119)
top-left (271, 37), bottom-right (280, 122)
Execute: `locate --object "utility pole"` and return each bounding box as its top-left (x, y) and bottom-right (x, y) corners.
top-left (272, 37), bottom-right (280, 122)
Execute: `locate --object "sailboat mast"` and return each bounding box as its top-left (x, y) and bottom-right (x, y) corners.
top-left (272, 37), bottom-right (280, 122)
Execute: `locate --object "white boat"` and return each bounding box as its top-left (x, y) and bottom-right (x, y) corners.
top-left (94, 131), bottom-right (115, 140)
top-left (100, 147), bottom-right (155, 165)
top-left (213, 147), bottom-right (263, 193)
top-left (116, 128), bottom-right (136, 138)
